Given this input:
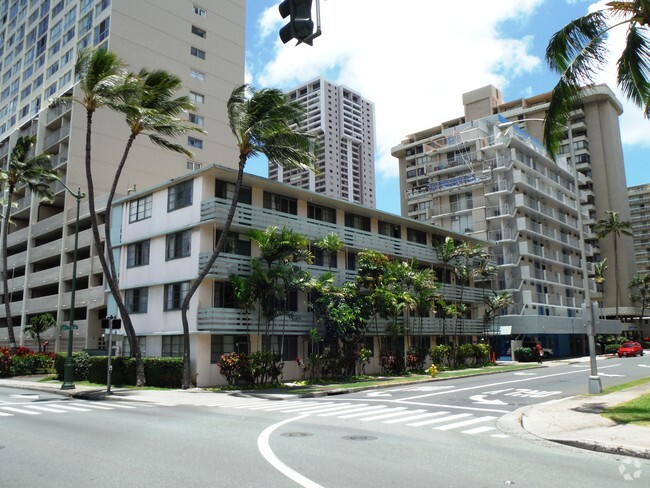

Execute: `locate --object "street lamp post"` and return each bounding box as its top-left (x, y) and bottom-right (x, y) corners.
top-left (498, 119), bottom-right (602, 393)
top-left (61, 183), bottom-right (85, 390)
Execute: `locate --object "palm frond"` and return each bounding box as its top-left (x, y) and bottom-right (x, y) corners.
top-left (146, 134), bottom-right (194, 157)
top-left (617, 25), bottom-right (650, 112)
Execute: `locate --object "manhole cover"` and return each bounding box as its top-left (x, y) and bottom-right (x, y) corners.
top-left (281, 432), bottom-right (313, 438)
top-left (342, 435), bottom-right (377, 441)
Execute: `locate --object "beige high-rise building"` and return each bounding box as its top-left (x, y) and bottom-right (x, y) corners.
top-left (0, 0), bottom-right (244, 351)
top-left (392, 84), bottom-right (633, 356)
top-left (269, 78), bottom-right (376, 208)
top-left (628, 183), bottom-right (650, 274)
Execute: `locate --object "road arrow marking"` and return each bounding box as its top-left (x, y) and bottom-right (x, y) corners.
top-left (366, 392), bottom-right (392, 397)
top-left (514, 372), bottom-right (537, 376)
top-left (469, 395), bottom-right (507, 405)
top-left (639, 365), bottom-right (650, 368)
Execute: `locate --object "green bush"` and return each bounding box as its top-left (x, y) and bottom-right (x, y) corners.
top-left (514, 347), bottom-right (534, 362)
top-left (379, 351), bottom-right (405, 375)
top-left (429, 344), bottom-right (452, 368)
top-left (0, 347), bottom-right (54, 377)
top-left (53, 353), bottom-right (182, 387)
top-left (605, 344), bottom-right (621, 354)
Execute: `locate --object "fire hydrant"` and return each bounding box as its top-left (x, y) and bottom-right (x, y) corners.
top-left (428, 364), bottom-right (437, 378)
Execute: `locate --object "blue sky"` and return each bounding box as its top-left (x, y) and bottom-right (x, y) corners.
top-left (244, 0), bottom-right (649, 216)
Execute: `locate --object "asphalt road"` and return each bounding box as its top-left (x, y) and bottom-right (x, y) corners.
top-left (1, 356), bottom-right (649, 487)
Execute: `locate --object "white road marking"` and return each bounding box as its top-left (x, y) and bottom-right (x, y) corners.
top-left (330, 406), bottom-right (388, 418)
top-left (24, 405), bottom-right (69, 413)
top-left (48, 404), bottom-right (92, 412)
top-left (0, 411), bottom-right (13, 416)
top-left (258, 415), bottom-right (323, 488)
top-left (249, 401), bottom-right (317, 411)
top-left (399, 364), bottom-right (622, 402)
top-left (98, 402), bottom-right (136, 409)
top-left (462, 425), bottom-right (496, 435)
top-left (491, 434), bottom-right (509, 438)
top-left (469, 395), bottom-right (507, 405)
top-left (383, 411), bottom-right (450, 424)
top-left (276, 402), bottom-right (338, 413)
top-left (434, 416), bottom-right (495, 431)
top-left (0, 406), bottom-right (41, 415)
top-left (359, 408), bottom-right (414, 421)
top-left (407, 413), bottom-right (470, 427)
top-left (366, 391), bottom-right (392, 397)
top-left (69, 402), bottom-right (114, 410)
top-left (282, 404), bottom-right (365, 415)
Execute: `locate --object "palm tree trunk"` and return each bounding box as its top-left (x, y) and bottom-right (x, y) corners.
top-left (83, 111), bottom-right (145, 386)
top-left (2, 189), bottom-right (17, 353)
top-left (180, 154), bottom-right (247, 389)
top-left (614, 236), bottom-right (619, 320)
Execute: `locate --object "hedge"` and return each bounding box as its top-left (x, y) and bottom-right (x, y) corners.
top-left (54, 353), bottom-right (182, 388)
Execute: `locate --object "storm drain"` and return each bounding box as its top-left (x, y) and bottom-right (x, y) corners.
top-left (281, 432), bottom-right (313, 438)
top-left (342, 435), bottom-right (377, 441)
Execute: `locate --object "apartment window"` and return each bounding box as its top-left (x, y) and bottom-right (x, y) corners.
top-left (123, 336), bottom-right (146, 357)
top-left (187, 160), bottom-right (201, 171)
top-left (61, 48), bottom-right (74, 66)
top-left (96, 0), bottom-right (111, 15)
top-left (313, 248), bottom-right (337, 269)
top-left (263, 192), bottom-right (297, 215)
top-left (193, 5), bottom-right (207, 17)
top-left (190, 46), bottom-right (205, 60)
top-left (215, 180), bottom-right (251, 205)
top-left (190, 68), bottom-right (205, 81)
top-left (307, 203), bottom-right (336, 224)
top-left (125, 287), bottom-right (148, 314)
top-left (216, 230), bottom-right (251, 256)
top-left (191, 25), bottom-right (206, 38)
top-left (407, 228), bottom-right (427, 245)
top-left (46, 61), bottom-right (59, 78)
top-left (52, 0), bottom-right (64, 17)
top-left (168, 180), bottom-right (193, 211)
top-left (79, 12), bottom-right (93, 36)
top-left (94, 18), bottom-right (110, 45)
top-left (129, 195), bottom-right (152, 222)
top-left (189, 113), bottom-right (204, 125)
top-left (187, 136), bottom-right (203, 149)
top-left (127, 240), bottom-right (150, 268)
top-left (211, 335), bottom-right (248, 362)
top-left (213, 282), bottom-right (237, 308)
top-left (58, 70), bottom-right (71, 88)
top-left (162, 335), bottom-right (184, 357)
top-left (50, 20), bottom-right (62, 41)
top-left (81, 0), bottom-right (93, 13)
top-left (166, 231), bottom-right (191, 260)
top-left (189, 91), bottom-right (204, 104)
top-left (45, 82), bottom-right (57, 98)
top-left (345, 212), bottom-right (371, 232)
top-left (378, 221), bottom-right (401, 238)
top-left (164, 282), bottom-right (190, 311)
top-left (272, 336), bottom-right (298, 361)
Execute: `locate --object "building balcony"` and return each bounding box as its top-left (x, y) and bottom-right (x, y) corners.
top-left (46, 103), bottom-right (72, 125)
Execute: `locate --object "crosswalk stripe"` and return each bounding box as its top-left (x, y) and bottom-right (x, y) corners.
top-left (0, 406), bottom-right (41, 415)
top-left (69, 403), bottom-right (114, 410)
top-left (407, 413), bottom-right (471, 427)
top-left (316, 404), bottom-right (382, 417)
top-left (280, 403), bottom-right (359, 414)
top-left (0, 410), bottom-right (13, 416)
top-left (249, 402), bottom-right (315, 411)
top-left (332, 406), bottom-right (389, 418)
top-left (98, 402), bottom-right (136, 409)
top-left (434, 416), bottom-right (496, 431)
top-left (359, 408), bottom-right (415, 421)
top-left (48, 404), bottom-right (92, 412)
top-left (232, 401), bottom-right (281, 409)
top-left (383, 411), bottom-right (450, 424)
top-left (24, 405), bottom-right (69, 413)
top-left (276, 402), bottom-right (338, 413)
top-left (462, 426), bottom-right (496, 435)
top-left (491, 434), bottom-right (509, 438)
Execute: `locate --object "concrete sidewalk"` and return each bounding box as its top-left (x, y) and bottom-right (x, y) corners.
top-left (2, 363), bottom-right (649, 459)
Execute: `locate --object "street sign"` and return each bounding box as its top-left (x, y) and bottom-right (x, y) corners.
top-left (60, 324), bottom-right (78, 331)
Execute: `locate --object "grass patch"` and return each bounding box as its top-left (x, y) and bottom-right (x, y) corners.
top-left (602, 394), bottom-right (650, 427)
top-left (600, 376), bottom-right (650, 395)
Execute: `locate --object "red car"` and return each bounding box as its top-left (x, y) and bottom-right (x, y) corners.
top-left (617, 342), bottom-right (644, 358)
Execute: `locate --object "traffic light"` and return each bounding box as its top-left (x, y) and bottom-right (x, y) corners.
top-left (279, 0), bottom-right (314, 46)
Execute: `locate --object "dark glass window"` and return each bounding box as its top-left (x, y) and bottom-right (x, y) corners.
top-left (307, 203), bottom-right (336, 223)
top-left (210, 335), bottom-right (249, 362)
top-left (215, 180), bottom-right (251, 205)
top-left (168, 180), bottom-right (193, 211)
top-left (127, 240), bottom-right (150, 268)
top-left (162, 335), bottom-right (184, 357)
top-left (215, 230), bottom-right (251, 256)
top-left (213, 282), bottom-right (237, 308)
top-left (129, 195), bottom-right (152, 222)
top-left (125, 287), bottom-right (148, 313)
top-left (345, 212), bottom-right (370, 231)
top-left (407, 228), bottom-right (427, 244)
top-left (166, 231), bottom-right (191, 260)
top-left (164, 282), bottom-right (190, 310)
top-left (263, 192), bottom-right (297, 215)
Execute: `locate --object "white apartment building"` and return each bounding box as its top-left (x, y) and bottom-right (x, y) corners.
top-left (269, 78), bottom-right (376, 208)
top-left (113, 165), bottom-right (490, 386)
top-left (393, 87), bottom-right (626, 357)
top-left (0, 0), bottom-right (244, 351)
top-left (628, 184), bottom-right (650, 274)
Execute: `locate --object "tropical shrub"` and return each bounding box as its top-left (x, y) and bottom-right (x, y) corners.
top-left (379, 351), bottom-right (405, 375)
top-left (216, 352), bottom-right (250, 386)
top-left (514, 347), bottom-right (534, 362)
top-left (429, 344), bottom-right (452, 369)
top-left (605, 344), bottom-right (621, 354)
top-left (358, 348), bottom-right (372, 375)
top-left (0, 347), bottom-right (55, 377)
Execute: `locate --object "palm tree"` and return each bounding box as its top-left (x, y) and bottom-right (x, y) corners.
top-left (594, 258), bottom-right (608, 318)
top-left (179, 84), bottom-right (315, 388)
top-left (24, 313), bottom-right (57, 353)
top-left (314, 232), bottom-right (344, 272)
top-left (53, 50), bottom-right (199, 386)
top-left (629, 272), bottom-right (650, 327)
top-left (595, 210), bottom-right (633, 319)
top-left (1, 136), bottom-right (57, 353)
top-left (543, 1), bottom-right (650, 156)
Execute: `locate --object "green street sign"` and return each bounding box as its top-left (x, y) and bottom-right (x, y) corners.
top-left (60, 324), bottom-right (79, 331)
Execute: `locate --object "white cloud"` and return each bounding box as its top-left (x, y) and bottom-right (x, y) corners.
top-left (253, 0), bottom-right (546, 179)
